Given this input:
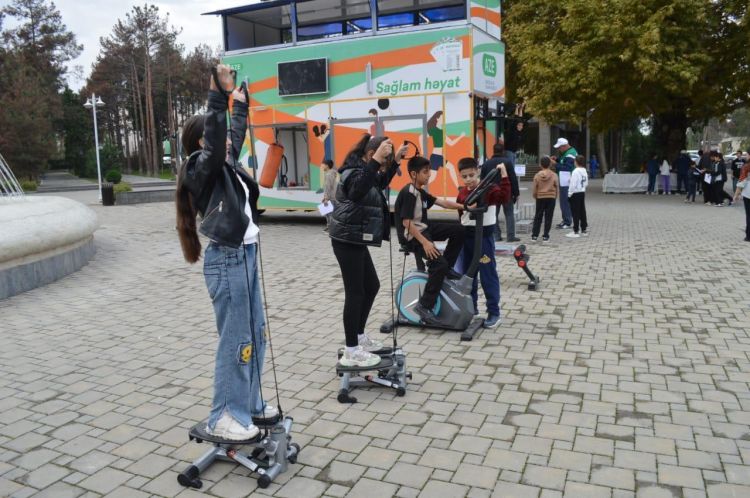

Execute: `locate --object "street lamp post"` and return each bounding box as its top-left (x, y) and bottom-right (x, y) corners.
top-left (84, 94), bottom-right (105, 202)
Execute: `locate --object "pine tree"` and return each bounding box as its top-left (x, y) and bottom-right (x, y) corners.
top-left (0, 0), bottom-right (80, 178)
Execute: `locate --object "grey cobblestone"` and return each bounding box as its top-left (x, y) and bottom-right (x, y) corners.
top-left (1, 187), bottom-right (749, 496)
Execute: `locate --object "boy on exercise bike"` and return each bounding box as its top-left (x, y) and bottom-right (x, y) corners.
top-left (394, 156), bottom-right (464, 325)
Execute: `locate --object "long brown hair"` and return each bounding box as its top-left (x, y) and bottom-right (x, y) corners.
top-left (427, 110), bottom-right (443, 131)
top-left (175, 114), bottom-right (204, 263)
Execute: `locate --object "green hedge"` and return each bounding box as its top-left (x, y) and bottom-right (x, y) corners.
top-left (20, 180), bottom-right (38, 192)
top-left (105, 169), bottom-right (122, 184)
top-left (113, 182), bottom-right (132, 194)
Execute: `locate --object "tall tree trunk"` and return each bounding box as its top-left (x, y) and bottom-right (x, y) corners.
top-left (144, 49), bottom-right (159, 176)
top-left (113, 108), bottom-right (123, 166)
top-left (122, 109), bottom-right (132, 173)
top-left (131, 63), bottom-right (145, 175)
top-left (166, 54), bottom-right (175, 171)
top-left (597, 133), bottom-right (609, 174)
top-left (653, 109), bottom-right (688, 162)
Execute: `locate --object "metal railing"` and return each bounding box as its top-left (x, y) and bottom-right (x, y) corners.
top-left (0, 153), bottom-right (24, 197)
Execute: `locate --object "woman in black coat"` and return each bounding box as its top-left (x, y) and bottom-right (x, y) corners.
top-left (329, 135), bottom-right (407, 367)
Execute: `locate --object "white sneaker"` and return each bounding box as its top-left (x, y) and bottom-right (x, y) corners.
top-left (581, 231), bottom-right (589, 236)
top-left (358, 333), bottom-right (384, 352)
top-left (253, 405), bottom-right (279, 419)
top-left (207, 412), bottom-right (259, 441)
top-left (566, 232), bottom-right (581, 238)
top-left (340, 346), bottom-right (381, 368)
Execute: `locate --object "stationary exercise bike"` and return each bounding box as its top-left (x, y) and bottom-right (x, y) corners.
top-left (381, 168), bottom-right (501, 341)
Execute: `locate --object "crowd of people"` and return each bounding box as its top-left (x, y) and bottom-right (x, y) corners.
top-left (646, 149), bottom-right (747, 207)
top-left (639, 148), bottom-right (750, 240)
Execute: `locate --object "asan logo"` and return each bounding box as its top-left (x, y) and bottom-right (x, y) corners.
top-left (482, 54), bottom-right (496, 77)
top-left (430, 37), bottom-right (463, 72)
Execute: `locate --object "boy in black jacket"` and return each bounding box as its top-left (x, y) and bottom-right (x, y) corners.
top-left (395, 157), bottom-right (464, 324)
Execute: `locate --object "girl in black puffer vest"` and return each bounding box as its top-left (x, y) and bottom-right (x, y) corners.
top-left (330, 135), bottom-right (407, 367)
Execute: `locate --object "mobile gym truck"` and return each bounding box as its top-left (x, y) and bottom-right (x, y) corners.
top-left (206, 0), bottom-right (505, 211)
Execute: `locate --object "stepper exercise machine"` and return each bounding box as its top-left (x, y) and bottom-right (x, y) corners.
top-left (335, 345), bottom-right (412, 403)
top-left (179, 415), bottom-right (300, 489)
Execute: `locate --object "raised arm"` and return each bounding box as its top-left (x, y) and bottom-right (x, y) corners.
top-left (181, 65), bottom-right (234, 199)
top-left (228, 86), bottom-right (248, 164)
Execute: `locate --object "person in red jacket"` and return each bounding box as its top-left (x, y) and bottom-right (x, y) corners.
top-left (455, 157), bottom-right (510, 328)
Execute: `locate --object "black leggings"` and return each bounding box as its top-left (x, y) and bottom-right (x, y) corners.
top-left (332, 240), bottom-right (380, 347)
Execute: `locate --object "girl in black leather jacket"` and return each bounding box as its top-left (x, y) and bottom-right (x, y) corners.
top-left (175, 65), bottom-right (277, 441)
top-left (330, 135), bottom-right (407, 368)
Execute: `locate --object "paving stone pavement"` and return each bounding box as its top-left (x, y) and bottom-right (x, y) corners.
top-left (2, 184), bottom-right (750, 498)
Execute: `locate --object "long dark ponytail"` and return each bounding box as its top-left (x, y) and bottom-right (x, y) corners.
top-left (175, 114), bottom-right (204, 263)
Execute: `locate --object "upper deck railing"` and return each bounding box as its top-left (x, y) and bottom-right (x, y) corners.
top-left (205, 0), bottom-right (497, 54)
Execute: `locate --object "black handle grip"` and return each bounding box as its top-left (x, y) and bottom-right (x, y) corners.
top-left (240, 80), bottom-right (249, 103)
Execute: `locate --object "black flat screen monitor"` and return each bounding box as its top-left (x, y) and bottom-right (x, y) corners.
top-left (278, 58), bottom-right (328, 97)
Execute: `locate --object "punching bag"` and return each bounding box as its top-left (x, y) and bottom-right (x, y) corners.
top-left (260, 143), bottom-right (284, 188)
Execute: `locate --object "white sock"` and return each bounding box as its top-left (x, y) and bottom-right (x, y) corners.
top-left (357, 333), bottom-right (365, 343)
top-left (346, 346), bottom-right (358, 354)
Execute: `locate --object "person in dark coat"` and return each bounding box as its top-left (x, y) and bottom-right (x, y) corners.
top-left (646, 154), bottom-right (659, 195)
top-left (674, 151), bottom-right (691, 194)
top-left (481, 141), bottom-right (519, 241)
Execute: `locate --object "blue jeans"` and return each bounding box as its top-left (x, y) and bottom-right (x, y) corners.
top-left (559, 186), bottom-right (572, 225)
top-left (203, 242), bottom-right (267, 430)
top-left (459, 228), bottom-right (500, 317)
top-left (647, 173), bottom-right (657, 193)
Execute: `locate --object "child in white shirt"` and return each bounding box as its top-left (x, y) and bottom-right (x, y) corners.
top-left (566, 155), bottom-right (589, 238)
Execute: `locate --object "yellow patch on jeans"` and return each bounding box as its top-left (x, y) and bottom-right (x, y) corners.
top-left (239, 344), bottom-right (252, 364)
top-left (479, 255), bottom-right (492, 264)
